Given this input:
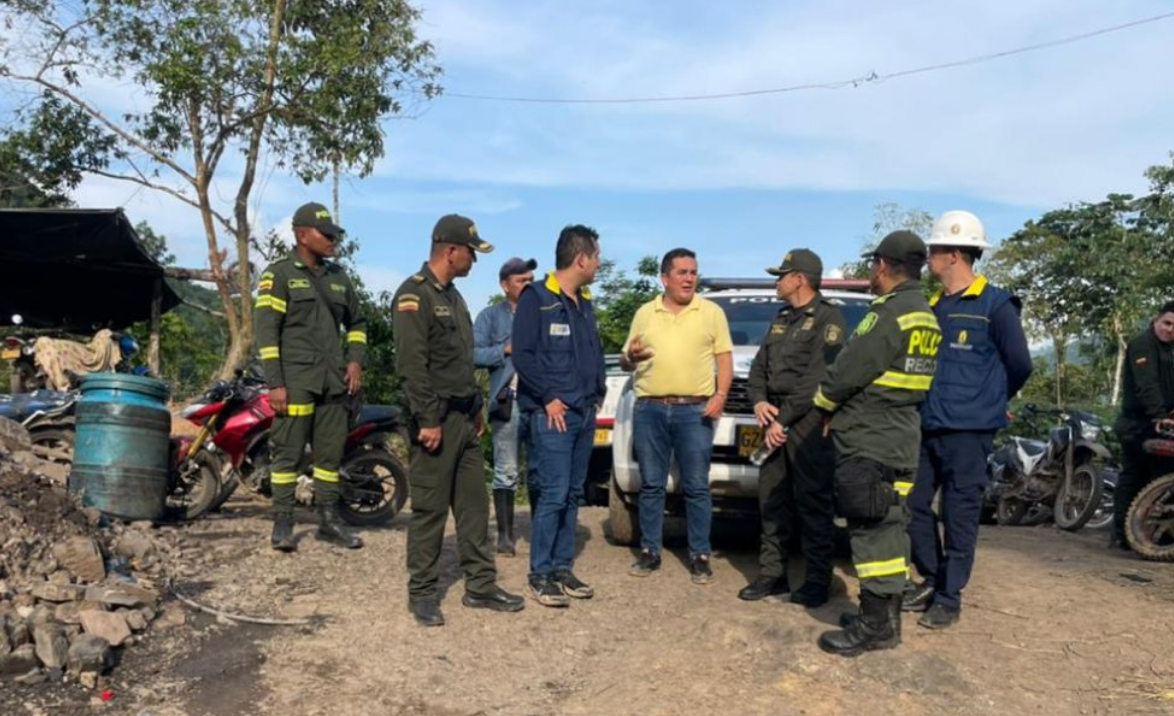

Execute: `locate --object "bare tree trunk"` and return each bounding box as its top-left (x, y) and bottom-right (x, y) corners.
top-left (1111, 316), bottom-right (1127, 406)
top-left (1051, 332), bottom-right (1067, 408)
top-left (148, 278), bottom-right (162, 376)
top-left (230, 0), bottom-right (288, 375)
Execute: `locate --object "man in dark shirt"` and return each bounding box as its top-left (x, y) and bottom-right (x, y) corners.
top-left (1111, 301), bottom-right (1174, 549)
top-left (512, 225), bottom-right (607, 608)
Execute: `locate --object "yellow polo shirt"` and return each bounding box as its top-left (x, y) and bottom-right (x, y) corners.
top-left (624, 295), bottom-right (733, 398)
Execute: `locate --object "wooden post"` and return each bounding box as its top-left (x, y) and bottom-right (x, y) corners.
top-left (149, 278), bottom-right (162, 376)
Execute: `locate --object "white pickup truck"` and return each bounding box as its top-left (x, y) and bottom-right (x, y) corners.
top-left (607, 278), bottom-right (873, 545)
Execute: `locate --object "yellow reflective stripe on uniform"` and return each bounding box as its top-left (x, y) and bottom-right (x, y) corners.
top-left (856, 557), bottom-right (907, 579)
top-left (813, 387), bottom-right (839, 412)
top-left (259, 346), bottom-right (280, 360)
top-left (312, 467), bottom-right (340, 483)
top-left (287, 403), bottom-right (315, 417)
top-left (270, 471), bottom-right (299, 485)
top-left (893, 481), bottom-right (913, 497)
top-left (896, 312), bottom-right (939, 330)
top-left (346, 331), bottom-right (367, 344)
top-left (873, 371), bottom-right (933, 391)
top-left (255, 295), bottom-right (288, 314)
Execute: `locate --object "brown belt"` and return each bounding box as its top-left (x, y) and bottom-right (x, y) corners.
top-left (638, 395), bottom-right (709, 405)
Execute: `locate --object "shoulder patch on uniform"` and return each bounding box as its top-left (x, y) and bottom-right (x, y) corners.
top-left (770, 324), bottom-right (787, 336)
top-left (411, 274), bottom-right (426, 284)
top-left (824, 324), bottom-right (842, 343)
top-left (396, 293), bottom-right (420, 313)
top-left (1136, 356), bottom-right (1148, 365)
top-left (855, 312), bottom-right (879, 335)
top-left (802, 317), bottom-right (815, 330)
top-left (289, 278), bottom-right (310, 289)
top-left (260, 271), bottom-right (275, 281)
top-left (433, 305), bottom-right (452, 317)
top-left (330, 283), bottom-right (346, 293)
top-left (257, 279), bottom-right (273, 291)
top-left (871, 294), bottom-right (892, 306)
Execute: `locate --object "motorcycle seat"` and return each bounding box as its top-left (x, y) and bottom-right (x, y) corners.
top-left (0, 390), bottom-right (73, 421)
top-left (358, 404), bottom-right (400, 426)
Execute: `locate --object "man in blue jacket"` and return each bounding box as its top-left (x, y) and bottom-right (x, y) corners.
top-left (512, 225), bottom-right (606, 608)
top-left (905, 211), bottom-right (1032, 629)
top-left (474, 257), bottom-right (538, 557)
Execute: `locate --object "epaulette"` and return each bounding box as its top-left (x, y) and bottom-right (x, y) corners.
top-left (411, 274), bottom-right (426, 284)
top-left (871, 294), bottom-right (893, 306)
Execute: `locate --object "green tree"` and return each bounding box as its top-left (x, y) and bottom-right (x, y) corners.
top-left (593, 256), bottom-right (659, 353)
top-left (841, 202), bottom-right (934, 279)
top-left (1, 0), bottom-right (440, 377)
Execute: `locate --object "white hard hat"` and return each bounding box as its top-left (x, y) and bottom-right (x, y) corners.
top-left (927, 210), bottom-right (991, 250)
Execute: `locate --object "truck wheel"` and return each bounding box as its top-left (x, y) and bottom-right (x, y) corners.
top-left (607, 475), bottom-right (640, 546)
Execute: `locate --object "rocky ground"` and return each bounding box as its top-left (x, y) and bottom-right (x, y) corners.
top-left (1, 422), bottom-right (1172, 715)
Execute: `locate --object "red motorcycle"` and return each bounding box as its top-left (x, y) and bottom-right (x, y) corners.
top-left (181, 369), bottom-right (409, 526)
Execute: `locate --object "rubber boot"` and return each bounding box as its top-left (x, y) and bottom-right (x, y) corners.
top-left (819, 591), bottom-right (900, 656)
top-left (270, 514), bottom-right (296, 553)
top-left (316, 502), bottom-right (363, 549)
top-left (494, 489), bottom-right (516, 557)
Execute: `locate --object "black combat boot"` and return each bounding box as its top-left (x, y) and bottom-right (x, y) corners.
top-left (819, 591), bottom-right (900, 656)
top-left (270, 514), bottom-right (296, 552)
top-left (494, 489), bottom-right (516, 557)
top-left (316, 502), bottom-right (363, 549)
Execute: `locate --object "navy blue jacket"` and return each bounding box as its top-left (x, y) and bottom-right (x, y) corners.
top-left (921, 276), bottom-right (1033, 432)
top-left (511, 273), bottom-right (606, 414)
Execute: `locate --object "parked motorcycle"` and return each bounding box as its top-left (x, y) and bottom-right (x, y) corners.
top-left (990, 404), bottom-right (1109, 531)
top-left (183, 368), bottom-right (409, 526)
top-left (0, 389), bottom-right (78, 464)
top-left (1124, 419), bottom-right (1174, 561)
top-left (4, 315), bottom-right (145, 392)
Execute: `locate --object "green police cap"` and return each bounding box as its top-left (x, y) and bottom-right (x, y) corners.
top-left (767, 248), bottom-right (823, 278)
top-left (867, 230), bottom-right (927, 264)
top-left (432, 214), bottom-right (494, 253)
top-left (292, 202), bottom-right (343, 238)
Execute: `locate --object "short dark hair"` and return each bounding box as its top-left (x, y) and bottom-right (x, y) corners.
top-left (555, 225), bottom-right (600, 270)
top-left (960, 248), bottom-right (982, 265)
top-left (802, 271), bottom-right (822, 291)
top-left (884, 256), bottom-right (923, 282)
top-left (660, 248), bottom-right (697, 275)
top-left (1160, 300), bottom-right (1174, 316)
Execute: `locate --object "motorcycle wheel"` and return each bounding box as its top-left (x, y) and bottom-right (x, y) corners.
top-left (1125, 473), bottom-right (1174, 562)
top-left (996, 496), bottom-right (1029, 526)
top-left (206, 455), bottom-right (239, 512)
top-left (1084, 482), bottom-right (1115, 531)
top-left (166, 449), bottom-right (223, 521)
top-left (337, 448), bottom-right (409, 527)
top-left (1053, 461), bottom-right (1104, 531)
top-left (29, 427), bottom-right (75, 464)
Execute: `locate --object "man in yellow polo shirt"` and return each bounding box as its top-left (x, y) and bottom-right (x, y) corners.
top-left (621, 248), bottom-right (733, 584)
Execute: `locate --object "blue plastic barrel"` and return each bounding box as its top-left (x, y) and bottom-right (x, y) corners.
top-left (70, 373), bottom-right (171, 521)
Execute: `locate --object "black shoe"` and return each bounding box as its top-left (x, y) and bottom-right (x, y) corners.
top-left (789, 582), bottom-right (829, 608)
top-left (918, 603), bottom-right (960, 630)
top-left (270, 515), bottom-right (296, 553)
top-left (901, 580), bottom-right (934, 612)
top-left (629, 550), bottom-right (662, 577)
top-left (737, 575), bottom-right (790, 601)
top-left (409, 599), bottom-right (444, 627)
top-left (553, 570), bottom-right (595, 599)
top-left (689, 555), bottom-right (714, 585)
top-left (462, 586), bottom-right (525, 613)
top-left (527, 575), bottom-right (570, 607)
top-left (493, 489), bottom-right (516, 557)
top-left (316, 503), bottom-right (363, 549)
top-left (818, 592), bottom-right (900, 657)
top-left (840, 595), bottom-right (902, 633)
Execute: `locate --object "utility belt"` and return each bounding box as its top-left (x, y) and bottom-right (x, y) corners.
top-left (833, 457), bottom-right (912, 523)
top-left (442, 394), bottom-right (482, 419)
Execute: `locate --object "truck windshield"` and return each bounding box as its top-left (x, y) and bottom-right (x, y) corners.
top-left (708, 295), bottom-right (873, 346)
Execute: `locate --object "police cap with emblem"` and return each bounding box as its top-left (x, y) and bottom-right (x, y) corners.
top-left (767, 248), bottom-right (823, 280)
top-left (433, 214), bottom-right (494, 253)
top-left (867, 230), bottom-right (927, 265)
top-left (292, 202), bottom-right (344, 239)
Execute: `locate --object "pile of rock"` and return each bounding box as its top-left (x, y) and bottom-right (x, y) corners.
top-left (0, 418), bottom-right (178, 689)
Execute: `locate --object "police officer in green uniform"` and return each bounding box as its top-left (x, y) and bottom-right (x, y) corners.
top-left (392, 214), bottom-right (525, 627)
top-left (740, 249), bottom-right (846, 607)
top-left (254, 202), bottom-right (366, 552)
top-left (812, 231), bottom-right (940, 656)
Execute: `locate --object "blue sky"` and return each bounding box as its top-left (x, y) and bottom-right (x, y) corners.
top-left (48, 0), bottom-right (1174, 309)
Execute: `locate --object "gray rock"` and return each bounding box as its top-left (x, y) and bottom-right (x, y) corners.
top-left (0, 417), bottom-right (32, 452)
top-left (52, 538), bottom-right (105, 584)
top-left (85, 583), bottom-right (157, 609)
top-left (31, 582), bottom-right (85, 603)
top-left (120, 609), bottom-right (148, 632)
top-left (67, 635), bottom-right (112, 674)
top-left (15, 667), bottom-right (47, 685)
top-left (33, 623), bottom-right (69, 669)
top-left (0, 644), bottom-right (38, 677)
top-left (9, 618), bottom-right (31, 647)
top-left (79, 610), bottom-right (131, 647)
top-left (114, 532), bottom-right (157, 561)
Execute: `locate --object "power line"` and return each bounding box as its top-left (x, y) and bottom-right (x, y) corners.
top-left (444, 11), bottom-right (1174, 105)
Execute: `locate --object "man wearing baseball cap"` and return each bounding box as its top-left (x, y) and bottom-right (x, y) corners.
top-left (254, 202), bottom-right (366, 552)
top-left (392, 214), bottom-right (524, 626)
top-left (814, 230), bottom-right (940, 656)
top-left (740, 249), bottom-right (846, 606)
top-left (904, 211), bottom-right (1031, 629)
top-left (474, 256), bottom-right (539, 557)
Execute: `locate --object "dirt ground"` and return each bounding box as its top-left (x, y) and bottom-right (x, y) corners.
top-left (6, 495), bottom-right (1174, 716)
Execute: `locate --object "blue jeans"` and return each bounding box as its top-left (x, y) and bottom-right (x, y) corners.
top-left (490, 401), bottom-right (526, 492)
top-left (633, 400), bottom-right (715, 558)
top-left (528, 407), bottom-right (595, 577)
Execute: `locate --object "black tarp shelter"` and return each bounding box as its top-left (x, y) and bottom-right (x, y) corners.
top-left (0, 208), bottom-right (181, 331)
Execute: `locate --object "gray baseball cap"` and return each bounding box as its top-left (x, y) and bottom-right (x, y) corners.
top-left (499, 257), bottom-right (538, 282)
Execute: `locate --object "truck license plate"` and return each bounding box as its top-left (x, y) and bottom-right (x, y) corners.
top-left (737, 425), bottom-right (763, 458)
top-left (1, 349), bottom-right (19, 360)
top-left (593, 428), bottom-right (612, 446)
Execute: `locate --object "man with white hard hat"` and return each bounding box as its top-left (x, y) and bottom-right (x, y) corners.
top-left (903, 210), bottom-right (1032, 629)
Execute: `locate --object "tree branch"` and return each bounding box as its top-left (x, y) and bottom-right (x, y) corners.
top-left (179, 296), bottom-right (227, 317)
top-left (85, 168), bottom-right (236, 238)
